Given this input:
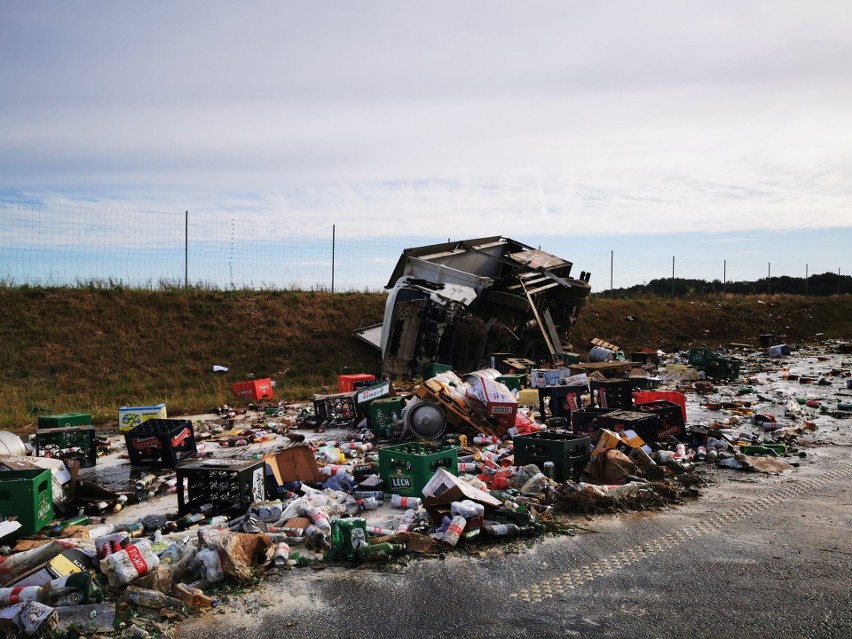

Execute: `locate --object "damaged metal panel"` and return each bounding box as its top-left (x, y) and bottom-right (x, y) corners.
top-left (356, 236), bottom-right (591, 378)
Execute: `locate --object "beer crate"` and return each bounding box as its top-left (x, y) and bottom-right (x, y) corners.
top-left (37, 413), bottom-right (91, 429)
top-left (232, 378), bottom-right (274, 402)
top-left (538, 384), bottom-right (586, 420)
top-left (590, 379), bottom-right (634, 410)
top-left (313, 391), bottom-right (357, 423)
top-left (337, 373), bottom-right (376, 392)
top-left (378, 442), bottom-right (459, 498)
top-left (688, 348), bottom-right (742, 379)
top-left (0, 469), bottom-right (53, 536)
top-left (571, 407), bottom-right (618, 436)
top-left (123, 418), bottom-right (197, 468)
top-left (514, 432), bottom-right (591, 482)
top-left (368, 396), bottom-right (404, 437)
top-left (634, 399), bottom-right (687, 441)
top-left (596, 410), bottom-right (664, 443)
top-left (634, 391), bottom-right (687, 422)
top-left (175, 459), bottom-right (265, 516)
top-left (35, 426), bottom-right (97, 468)
top-left (496, 374), bottom-right (526, 393)
top-left (422, 363), bottom-right (452, 380)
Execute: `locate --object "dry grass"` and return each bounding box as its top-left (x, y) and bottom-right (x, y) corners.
top-left (0, 286), bottom-right (850, 432)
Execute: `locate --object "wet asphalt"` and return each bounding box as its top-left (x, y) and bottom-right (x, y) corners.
top-left (178, 441), bottom-right (852, 639)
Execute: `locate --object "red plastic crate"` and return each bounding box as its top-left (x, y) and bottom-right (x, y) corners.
top-left (231, 378), bottom-right (274, 401)
top-left (338, 373), bottom-right (376, 392)
top-left (633, 391), bottom-right (687, 422)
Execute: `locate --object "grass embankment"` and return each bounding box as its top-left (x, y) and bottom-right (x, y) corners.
top-left (1, 287), bottom-right (850, 432)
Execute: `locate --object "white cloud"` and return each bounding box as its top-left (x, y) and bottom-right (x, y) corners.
top-left (0, 0), bottom-right (851, 249)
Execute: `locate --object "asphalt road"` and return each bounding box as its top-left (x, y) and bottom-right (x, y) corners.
top-left (178, 442), bottom-right (852, 639)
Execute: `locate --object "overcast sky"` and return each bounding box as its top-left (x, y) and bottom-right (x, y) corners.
top-left (1, 1), bottom-right (851, 267)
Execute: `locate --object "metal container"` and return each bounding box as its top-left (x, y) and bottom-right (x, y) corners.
top-left (462, 368), bottom-right (502, 386)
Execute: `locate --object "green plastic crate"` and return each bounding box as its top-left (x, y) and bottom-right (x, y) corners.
top-left (514, 432), bottom-right (591, 482)
top-left (368, 397), bottom-right (404, 437)
top-left (422, 363), bottom-right (452, 379)
top-left (378, 442), bottom-right (459, 497)
top-left (688, 348), bottom-right (741, 379)
top-left (0, 469), bottom-right (53, 535)
top-left (37, 413), bottom-right (91, 429)
top-left (496, 374), bottom-right (526, 392)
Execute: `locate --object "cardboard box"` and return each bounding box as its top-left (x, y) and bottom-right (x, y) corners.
top-left (263, 446), bottom-right (323, 486)
top-left (422, 468), bottom-right (501, 508)
top-left (118, 403), bottom-right (167, 433)
top-left (465, 377), bottom-right (518, 429)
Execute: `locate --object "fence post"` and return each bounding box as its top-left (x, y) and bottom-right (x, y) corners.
top-left (610, 250), bottom-right (614, 297)
top-left (184, 211), bottom-right (188, 288)
top-left (768, 262), bottom-right (771, 295)
top-left (671, 256), bottom-right (675, 298)
top-left (331, 224), bottom-right (336, 293)
top-left (805, 264), bottom-right (808, 296)
top-left (723, 259), bottom-right (726, 295)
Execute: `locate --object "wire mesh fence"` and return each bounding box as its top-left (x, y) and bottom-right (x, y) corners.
top-left (1, 200), bottom-right (849, 294)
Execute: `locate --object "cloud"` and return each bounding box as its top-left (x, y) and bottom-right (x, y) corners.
top-left (1, 1), bottom-right (851, 252)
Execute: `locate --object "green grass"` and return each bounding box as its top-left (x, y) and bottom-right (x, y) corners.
top-left (1, 286), bottom-right (850, 432)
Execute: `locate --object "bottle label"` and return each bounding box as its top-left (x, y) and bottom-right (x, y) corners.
top-left (124, 545), bottom-right (149, 577)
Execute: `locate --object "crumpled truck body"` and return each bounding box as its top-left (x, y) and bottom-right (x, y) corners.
top-left (355, 236), bottom-right (591, 378)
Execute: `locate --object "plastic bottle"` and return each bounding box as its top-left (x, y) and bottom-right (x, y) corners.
top-left (365, 525), bottom-right (396, 536)
top-left (196, 548), bottom-right (225, 583)
top-left (157, 539), bottom-right (187, 565)
top-left (0, 586), bottom-right (47, 606)
top-left (396, 509), bottom-right (418, 533)
top-left (319, 464), bottom-right (352, 477)
top-left (442, 516), bottom-right (466, 547)
top-left (390, 495), bottom-right (422, 509)
top-left (450, 500), bottom-right (484, 520)
top-left (124, 586), bottom-right (183, 609)
top-left (173, 583), bottom-right (218, 608)
top-left (273, 542), bottom-right (290, 566)
top-left (86, 523), bottom-right (116, 539)
top-left (352, 491), bottom-right (384, 501)
top-left (304, 505), bottom-right (331, 535)
top-left (457, 462), bottom-right (478, 473)
top-left (94, 532), bottom-right (130, 559)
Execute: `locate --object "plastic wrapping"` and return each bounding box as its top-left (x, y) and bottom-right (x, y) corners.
top-left (99, 541), bottom-right (160, 588)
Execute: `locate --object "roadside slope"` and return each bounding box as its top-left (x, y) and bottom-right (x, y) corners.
top-left (0, 287), bottom-right (849, 430)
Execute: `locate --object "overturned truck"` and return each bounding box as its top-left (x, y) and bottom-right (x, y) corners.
top-left (356, 237), bottom-right (591, 378)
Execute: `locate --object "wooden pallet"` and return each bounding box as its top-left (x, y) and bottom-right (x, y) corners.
top-left (415, 380), bottom-right (507, 438)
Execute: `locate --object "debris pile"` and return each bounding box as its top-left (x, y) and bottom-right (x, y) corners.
top-left (2, 272), bottom-right (851, 637)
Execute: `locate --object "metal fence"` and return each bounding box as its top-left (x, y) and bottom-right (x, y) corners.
top-left (1, 200), bottom-right (848, 294)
